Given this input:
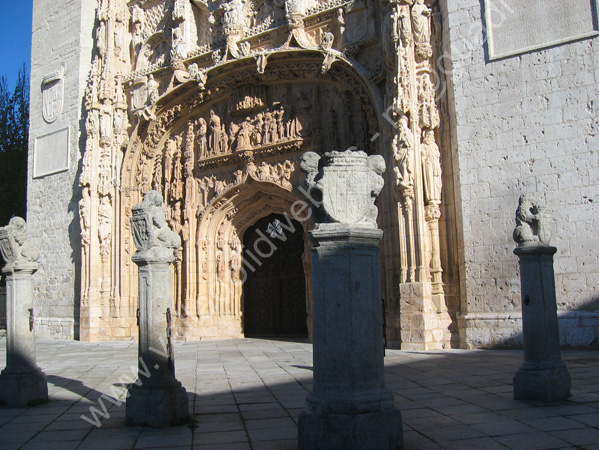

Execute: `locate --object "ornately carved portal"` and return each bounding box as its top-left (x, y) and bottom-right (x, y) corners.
top-left (79, 0), bottom-right (456, 349)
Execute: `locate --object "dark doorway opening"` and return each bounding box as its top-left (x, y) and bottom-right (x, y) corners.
top-left (243, 213), bottom-right (308, 338)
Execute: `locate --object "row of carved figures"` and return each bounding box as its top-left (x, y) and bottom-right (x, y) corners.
top-left (195, 103), bottom-right (307, 159)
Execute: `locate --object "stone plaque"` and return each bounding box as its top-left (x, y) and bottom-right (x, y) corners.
top-left (33, 127), bottom-right (70, 178)
top-left (485, 0), bottom-right (599, 59)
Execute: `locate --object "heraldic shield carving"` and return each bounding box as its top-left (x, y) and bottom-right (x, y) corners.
top-left (301, 149), bottom-right (386, 228)
top-left (130, 207), bottom-right (151, 253)
top-left (41, 69), bottom-right (64, 124)
top-left (130, 191), bottom-right (181, 261)
top-left (0, 227), bottom-right (17, 265)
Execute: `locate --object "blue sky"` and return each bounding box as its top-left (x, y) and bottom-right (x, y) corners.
top-left (0, 0), bottom-right (33, 89)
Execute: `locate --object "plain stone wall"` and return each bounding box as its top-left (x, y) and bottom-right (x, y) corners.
top-left (442, 0), bottom-right (599, 348)
top-left (27, 0), bottom-right (96, 339)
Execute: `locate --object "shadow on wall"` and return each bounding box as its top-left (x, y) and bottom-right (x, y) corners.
top-left (480, 296), bottom-right (599, 350)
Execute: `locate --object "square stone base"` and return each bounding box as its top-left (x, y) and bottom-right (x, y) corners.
top-left (514, 363), bottom-right (571, 402)
top-left (298, 408), bottom-right (403, 450)
top-left (0, 369), bottom-right (48, 407)
top-left (126, 382), bottom-right (189, 427)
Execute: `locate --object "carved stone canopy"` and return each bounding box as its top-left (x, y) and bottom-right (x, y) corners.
top-left (300, 149), bottom-right (385, 229)
top-left (131, 190), bottom-right (182, 263)
top-left (0, 217), bottom-right (40, 272)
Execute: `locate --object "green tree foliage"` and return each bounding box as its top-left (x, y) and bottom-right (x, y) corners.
top-left (0, 66), bottom-right (29, 226)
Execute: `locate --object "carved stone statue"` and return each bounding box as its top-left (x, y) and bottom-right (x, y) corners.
top-left (230, 246), bottom-right (241, 281)
top-left (513, 195), bottom-right (551, 247)
top-left (0, 217), bottom-right (40, 270)
top-left (147, 74), bottom-right (159, 105)
top-left (98, 194), bottom-right (113, 259)
top-left (300, 149), bottom-right (385, 228)
top-left (421, 129), bottom-right (442, 205)
top-left (237, 117), bottom-right (253, 149)
top-left (411, 0), bottom-right (433, 59)
top-left (79, 186), bottom-right (91, 248)
top-left (221, 0), bottom-right (250, 59)
top-left (171, 26), bottom-right (186, 60)
top-left (131, 4), bottom-right (145, 52)
top-left (393, 115), bottom-right (415, 193)
top-left (130, 190), bottom-right (182, 261)
top-left (418, 74), bottom-right (440, 130)
top-left (0, 215), bottom-right (47, 408)
top-left (209, 110), bottom-right (224, 155)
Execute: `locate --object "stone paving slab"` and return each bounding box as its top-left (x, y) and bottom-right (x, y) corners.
top-left (0, 336), bottom-right (598, 449)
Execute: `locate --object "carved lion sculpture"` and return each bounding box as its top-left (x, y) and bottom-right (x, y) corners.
top-left (513, 194), bottom-right (551, 247)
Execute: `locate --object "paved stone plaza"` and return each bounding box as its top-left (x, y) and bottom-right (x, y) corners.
top-left (0, 336), bottom-right (598, 450)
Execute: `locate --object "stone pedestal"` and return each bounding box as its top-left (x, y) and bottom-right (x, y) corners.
top-left (298, 150), bottom-right (402, 450)
top-left (126, 191), bottom-right (188, 427)
top-left (299, 227), bottom-right (402, 450)
top-left (513, 245), bottom-right (571, 401)
top-left (0, 218), bottom-right (47, 407)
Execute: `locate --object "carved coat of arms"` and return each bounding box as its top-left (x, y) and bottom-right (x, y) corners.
top-left (42, 69), bottom-right (64, 123)
top-left (301, 150), bottom-right (386, 227)
top-left (0, 228), bottom-right (17, 265)
top-left (130, 208), bottom-right (151, 252)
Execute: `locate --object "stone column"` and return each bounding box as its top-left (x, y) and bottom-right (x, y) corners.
top-left (298, 150), bottom-right (402, 450)
top-left (0, 217), bottom-right (48, 407)
top-left (512, 195), bottom-right (571, 402)
top-left (126, 191), bottom-right (189, 427)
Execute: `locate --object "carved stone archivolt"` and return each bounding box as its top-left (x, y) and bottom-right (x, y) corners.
top-left (78, 0), bottom-right (452, 349)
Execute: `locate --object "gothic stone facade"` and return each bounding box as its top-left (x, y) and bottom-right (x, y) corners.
top-left (27, 0), bottom-right (599, 349)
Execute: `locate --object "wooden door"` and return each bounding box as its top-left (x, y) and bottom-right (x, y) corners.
top-left (243, 214), bottom-right (307, 337)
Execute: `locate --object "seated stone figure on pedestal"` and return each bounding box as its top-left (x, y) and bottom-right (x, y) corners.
top-left (513, 194), bottom-right (551, 247)
top-left (0, 217), bottom-right (48, 407)
top-left (127, 190), bottom-right (188, 427)
top-left (0, 217), bottom-right (40, 269)
top-left (513, 195), bottom-right (571, 402)
top-left (131, 190), bottom-right (181, 261)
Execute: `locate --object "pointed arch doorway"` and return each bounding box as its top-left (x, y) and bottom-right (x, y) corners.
top-left (242, 213), bottom-right (308, 338)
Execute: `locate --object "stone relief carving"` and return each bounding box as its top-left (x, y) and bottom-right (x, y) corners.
top-left (210, 0), bottom-right (254, 60)
top-left (417, 72), bottom-right (440, 130)
top-left (0, 217), bottom-right (40, 270)
top-left (188, 63), bottom-right (208, 88)
top-left (41, 68), bottom-right (65, 124)
top-left (301, 149), bottom-right (385, 228)
top-left (513, 195), bottom-right (551, 247)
